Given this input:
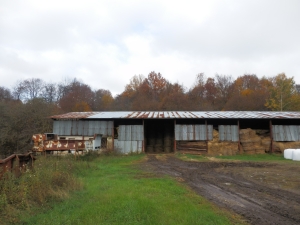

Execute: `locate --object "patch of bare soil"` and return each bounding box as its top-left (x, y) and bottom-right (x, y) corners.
top-left (142, 155), bottom-right (300, 225)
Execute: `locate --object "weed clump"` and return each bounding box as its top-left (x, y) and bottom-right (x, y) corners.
top-left (0, 156), bottom-right (83, 223)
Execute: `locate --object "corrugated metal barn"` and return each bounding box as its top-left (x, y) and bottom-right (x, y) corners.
top-left (48, 111), bottom-right (300, 155)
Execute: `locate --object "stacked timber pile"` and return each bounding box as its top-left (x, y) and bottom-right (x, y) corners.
top-left (176, 141), bottom-right (207, 152)
top-left (239, 129), bottom-right (266, 154)
top-left (207, 130), bottom-right (239, 156)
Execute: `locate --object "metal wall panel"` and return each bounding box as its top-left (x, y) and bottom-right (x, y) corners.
top-left (118, 125), bottom-right (144, 141)
top-left (114, 140), bottom-right (143, 154)
top-left (175, 125), bottom-right (182, 140)
top-left (219, 125), bottom-right (238, 141)
top-left (208, 125), bottom-right (213, 140)
top-left (199, 125), bottom-right (207, 140)
top-left (273, 125), bottom-right (300, 141)
top-left (118, 125), bottom-right (126, 141)
top-left (231, 125), bottom-right (239, 142)
top-left (175, 124), bottom-right (212, 141)
top-left (53, 120), bottom-right (113, 136)
top-left (100, 121), bottom-right (107, 135)
top-left (53, 121), bottom-right (59, 134)
top-left (125, 125), bottom-right (132, 141)
top-left (83, 121), bottom-right (89, 136)
top-left (107, 121), bottom-right (113, 136)
top-left (219, 125), bottom-right (225, 141)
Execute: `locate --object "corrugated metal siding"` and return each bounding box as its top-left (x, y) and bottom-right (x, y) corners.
top-left (273, 125), bottom-right (300, 141)
top-left (175, 125), bottom-right (213, 141)
top-left (114, 140), bottom-right (143, 154)
top-left (53, 120), bottom-right (113, 136)
top-left (219, 125), bottom-right (239, 141)
top-left (118, 125), bottom-right (144, 141)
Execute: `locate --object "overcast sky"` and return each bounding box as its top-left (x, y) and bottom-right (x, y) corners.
top-left (1, 0), bottom-right (300, 96)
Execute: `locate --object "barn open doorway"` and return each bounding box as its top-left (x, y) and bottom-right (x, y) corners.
top-left (144, 120), bottom-right (174, 153)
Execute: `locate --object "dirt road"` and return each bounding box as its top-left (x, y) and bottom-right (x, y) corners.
top-left (143, 155), bottom-right (300, 225)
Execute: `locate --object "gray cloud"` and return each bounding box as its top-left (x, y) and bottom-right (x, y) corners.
top-left (0, 0), bottom-right (299, 95)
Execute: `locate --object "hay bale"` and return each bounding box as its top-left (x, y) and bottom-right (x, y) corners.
top-left (164, 138), bottom-right (172, 146)
top-left (146, 145), bottom-right (154, 153)
top-left (164, 146), bottom-right (172, 153)
top-left (213, 130), bottom-right (219, 139)
top-left (239, 129), bottom-right (250, 140)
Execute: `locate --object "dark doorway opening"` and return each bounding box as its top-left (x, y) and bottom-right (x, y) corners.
top-left (144, 120), bottom-right (174, 153)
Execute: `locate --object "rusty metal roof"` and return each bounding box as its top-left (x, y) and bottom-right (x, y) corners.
top-left (50, 111), bottom-right (300, 119)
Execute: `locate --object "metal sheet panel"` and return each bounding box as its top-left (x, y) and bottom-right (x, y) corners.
top-left (71, 120), bottom-right (78, 135)
top-left (137, 141), bottom-right (143, 153)
top-left (83, 121), bottom-right (89, 136)
top-left (118, 125), bottom-right (126, 141)
top-left (100, 121), bottom-right (108, 136)
top-left (125, 125), bottom-right (132, 141)
top-left (187, 125), bottom-right (193, 140)
top-left (131, 141), bottom-right (137, 152)
top-left (52, 111), bottom-right (300, 119)
top-left (219, 125), bottom-right (225, 141)
top-left (231, 125), bottom-right (239, 142)
top-left (199, 125), bottom-right (207, 140)
top-left (93, 121), bottom-right (101, 135)
top-left (182, 125), bottom-right (188, 140)
top-left (137, 125), bottom-right (144, 141)
top-left (77, 120), bottom-right (84, 135)
top-left (124, 141), bottom-right (132, 153)
top-left (273, 125), bottom-right (300, 141)
top-left (53, 121), bottom-right (59, 134)
top-left (175, 125), bottom-right (181, 140)
top-left (107, 121), bottom-right (113, 136)
top-left (208, 125), bottom-right (213, 140)
top-left (88, 120), bottom-right (95, 136)
top-left (226, 126), bottom-right (231, 141)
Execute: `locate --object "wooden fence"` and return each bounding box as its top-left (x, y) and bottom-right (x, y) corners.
top-left (0, 153), bottom-right (35, 178)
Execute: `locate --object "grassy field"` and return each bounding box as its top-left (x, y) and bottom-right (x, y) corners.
top-left (177, 152), bottom-right (292, 162)
top-left (5, 153), bottom-right (246, 225)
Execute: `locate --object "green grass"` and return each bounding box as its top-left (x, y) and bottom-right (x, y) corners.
top-left (176, 152), bottom-right (297, 163)
top-left (18, 154), bottom-right (245, 225)
top-left (215, 153), bottom-right (288, 161)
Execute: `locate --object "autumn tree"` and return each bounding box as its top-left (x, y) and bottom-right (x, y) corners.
top-left (93, 89), bottom-right (114, 111)
top-left (265, 73), bottom-right (300, 111)
top-left (58, 79), bottom-right (93, 112)
top-left (159, 82), bottom-right (188, 110)
top-left (224, 74), bottom-right (269, 111)
top-left (214, 74), bottom-right (234, 110)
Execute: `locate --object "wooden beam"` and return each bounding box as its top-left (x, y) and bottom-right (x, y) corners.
top-left (270, 120), bottom-right (273, 153)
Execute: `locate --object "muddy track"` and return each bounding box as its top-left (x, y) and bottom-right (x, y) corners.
top-left (143, 155), bottom-right (300, 225)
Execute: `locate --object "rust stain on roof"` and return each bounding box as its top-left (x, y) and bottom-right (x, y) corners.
top-left (50, 111), bottom-right (300, 120)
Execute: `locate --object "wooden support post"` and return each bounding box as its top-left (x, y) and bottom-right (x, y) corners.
top-left (142, 120), bottom-right (145, 153)
top-left (270, 120), bottom-right (273, 153)
top-left (238, 120), bottom-right (241, 153)
top-left (112, 120), bottom-right (114, 152)
top-left (205, 120), bottom-right (208, 153)
top-left (174, 119), bottom-right (176, 153)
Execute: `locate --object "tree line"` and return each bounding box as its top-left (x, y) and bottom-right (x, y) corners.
top-left (0, 72), bottom-right (299, 156)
